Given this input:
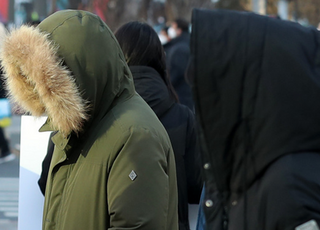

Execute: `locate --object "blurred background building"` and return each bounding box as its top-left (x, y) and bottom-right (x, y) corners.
top-left (0, 0), bottom-right (319, 32)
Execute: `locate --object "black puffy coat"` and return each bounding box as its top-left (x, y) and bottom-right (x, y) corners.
top-left (191, 9), bottom-right (320, 230)
top-left (130, 66), bottom-right (202, 230)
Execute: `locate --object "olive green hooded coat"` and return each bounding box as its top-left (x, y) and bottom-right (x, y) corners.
top-left (0, 10), bottom-right (178, 230)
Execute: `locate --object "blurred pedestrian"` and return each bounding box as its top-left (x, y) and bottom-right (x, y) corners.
top-left (0, 22), bottom-right (15, 165)
top-left (0, 81), bottom-right (15, 164)
top-left (1, 10), bottom-right (178, 230)
top-left (115, 21), bottom-right (202, 230)
top-left (190, 8), bottom-right (320, 230)
top-left (166, 18), bottom-right (194, 111)
top-left (159, 26), bottom-right (171, 45)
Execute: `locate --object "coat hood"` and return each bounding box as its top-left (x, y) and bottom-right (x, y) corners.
top-left (191, 9), bottom-right (320, 192)
top-left (0, 10), bottom-right (134, 135)
top-left (130, 66), bottom-right (174, 118)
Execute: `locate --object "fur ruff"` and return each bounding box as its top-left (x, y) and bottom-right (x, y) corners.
top-left (0, 25), bottom-right (89, 135)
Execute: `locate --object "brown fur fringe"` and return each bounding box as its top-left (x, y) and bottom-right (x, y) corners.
top-left (0, 25), bottom-right (89, 135)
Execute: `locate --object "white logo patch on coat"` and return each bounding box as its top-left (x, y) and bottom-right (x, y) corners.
top-left (296, 220), bottom-right (319, 230)
top-left (129, 170), bottom-right (137, 181)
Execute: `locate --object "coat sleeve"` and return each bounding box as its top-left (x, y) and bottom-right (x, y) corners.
top-left (107, 127), bottom-right (178, 230)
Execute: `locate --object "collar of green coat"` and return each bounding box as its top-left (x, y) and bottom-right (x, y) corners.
top-left (39, 118), bottom-right (55, 132)
top-left (39, 118), bottom-right (70, 150)
top-left (51, 132), bottom-right (70, 151)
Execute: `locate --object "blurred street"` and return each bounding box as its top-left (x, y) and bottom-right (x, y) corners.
top-left (0, 115), bottom-right (21, 230)
top-left (0, 1), bottom-right (318, 230)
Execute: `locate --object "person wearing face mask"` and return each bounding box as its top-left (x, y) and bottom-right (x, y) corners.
top-left (158, 26), bottom-right (171, 46)
top-left (165, 18), bottom-right (194, 111)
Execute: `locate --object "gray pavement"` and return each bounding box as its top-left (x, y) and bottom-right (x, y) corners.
top-left (0, 115), bottom-right (21, 230)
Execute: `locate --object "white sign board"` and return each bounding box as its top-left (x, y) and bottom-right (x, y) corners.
top-left (18, 116), bottom-right (51, 230)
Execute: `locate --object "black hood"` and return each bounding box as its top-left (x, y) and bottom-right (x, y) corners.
top-left (130, 66), bottom-right (174, 118)
top-left (191, 9), bottom-right (320, 193)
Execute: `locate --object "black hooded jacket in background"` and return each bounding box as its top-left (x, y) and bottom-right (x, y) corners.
top-left (191, 9), bottom-right (320, 229)
top-left (165, 32), bottom-right (194, 111)
top-left (130, 66), bottom-right (202, 230)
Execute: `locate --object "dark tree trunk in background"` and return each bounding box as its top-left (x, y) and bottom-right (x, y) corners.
top-left (215, 0), bottom-right (247, 11)
top-left (139, 0), bottom-right (152, 21)
top-left (165, 0), bottom-right (214, 22)
top-left (266, 0), bottom-right (278, 15)
top-left (103, 0), bottom-right (160, 31)
top-left (34, 0), bottom-right (47, 20)
top-left (8, 0), bottom-right (15, 23)
top-left (69, 0), bottom-right (82, 9)
top-left (296, 0), bottom-right (320, 26)
top-left (104, 0), bottom-right (127, 31)
top-left (50, 0), bottom-right (57, 14)
top-left (40, 0), bottom-right (320, 34)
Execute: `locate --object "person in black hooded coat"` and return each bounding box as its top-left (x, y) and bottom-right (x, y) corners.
top-left (165, 19), bottom-right (194, 111)
top-left (115, 21), bottom-right (202, 230)
top-left (190, 9), bottom-right (320, 230)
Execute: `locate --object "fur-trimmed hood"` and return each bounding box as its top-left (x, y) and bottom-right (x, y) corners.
top-left (0, 10), bottom-right (134, 135)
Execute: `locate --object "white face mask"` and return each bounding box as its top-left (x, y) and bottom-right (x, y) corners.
top-left (158, 34), bottom-right (168, 45)
top-left (168, 27), bottom-right (178, 39)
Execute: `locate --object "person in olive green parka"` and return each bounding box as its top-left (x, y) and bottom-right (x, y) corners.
top-left (0, 10), bottom-right (178, 230)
